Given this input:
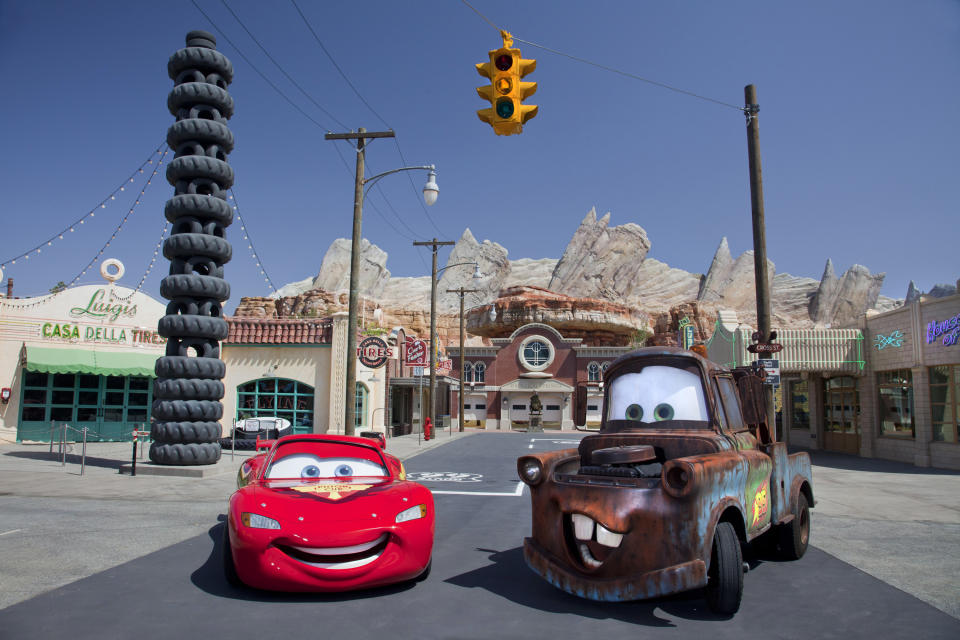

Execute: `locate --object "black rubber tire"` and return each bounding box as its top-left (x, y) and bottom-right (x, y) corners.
top-left (414, 558), bottom-right (432, 582)
top-left (167, 118), bottom-right (234, 154)
top-left (169, 255), bottom-right (225, 279)
top-left (163, 233), bottom-right (232, 263)
top-left (165, 194), bottom-right (233, 226)
top-left (152, 399), bottom-right (223, 422)
top-left (154, 378), bottom-right (224, 401)
top-left (158, 314), bottom-right (228, 340)
top-left (165, 337), bottom-right (220, 359)
top-left (778, 493), bottom-right (810, 560)
top-left (222, 523), bottom-right (243, 586)
top-left (167, 82), bottom-right (234, 118)
top-left (219, 437), bottom-right (258, 450)
top-left (168, 46), bottom-right (234, 83)
top-left (155, 355), bottom-right (226, 380)
top-left (151, 421), bottom-right (221, 443)
top-left (149, 441), bottom-right (221, 465)
top-left (160, 274), bottom-right (230, 302)
top-left (705, 521), bottom-right (743, 615)
top-left (165, 156), bottom-right (234, 190)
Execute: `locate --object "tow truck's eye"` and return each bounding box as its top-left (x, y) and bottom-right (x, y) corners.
top-left (654, 403), bottom-right (675, 421)
top-left (301, 465), bottom-right (320, 478)
top-left (334, 464), bottom-right (353, 477)
top-left (625, 404), bottom-right (643, 421)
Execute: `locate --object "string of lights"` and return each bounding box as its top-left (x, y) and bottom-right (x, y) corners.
top-left (115, 220), bottom-right (171, 301)
top-left (459, 0), bottom-right (745, 112)
top-left (0, 144), bottom-right (167, 270)
top-left (67, 147), bottom-right (170, 287)
top-left (228, 189), bottom-right (279, 294)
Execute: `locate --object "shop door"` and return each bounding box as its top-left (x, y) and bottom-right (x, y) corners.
top-left (824, 377), bottom-right (860, 455)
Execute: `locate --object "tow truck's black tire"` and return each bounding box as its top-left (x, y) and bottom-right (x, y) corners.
top-left (222, 523), bottom-right (243, 587)
top-left (149, 441), bottom-right (221, 465)
top-left (705, 521), bottom-right (743, 615)
top-left (778, 493), bottom-right (810, 560)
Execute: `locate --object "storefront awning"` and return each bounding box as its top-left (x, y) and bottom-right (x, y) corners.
top-left (23, 346), bottom-right (159, 378)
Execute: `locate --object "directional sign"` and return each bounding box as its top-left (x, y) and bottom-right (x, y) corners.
top-left (758, 358), bottom-right (780, 385)
top-left (748, 343), bottom-right (784, 354)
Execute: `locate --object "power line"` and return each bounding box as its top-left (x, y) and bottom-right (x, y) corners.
top-left (460, 0), bottom-right (745, 112)
top-left (219, 0), bottom-right (349, 130)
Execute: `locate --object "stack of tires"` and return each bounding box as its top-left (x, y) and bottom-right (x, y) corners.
top-left (150, 30), bottom-right (234, 466)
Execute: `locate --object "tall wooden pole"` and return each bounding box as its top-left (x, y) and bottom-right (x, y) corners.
top-left (744, 84), bottom-right (777, 436)
top-left (448, 287), bottom-right (479, 432)
top-left (413, 239), bottom-right (454, 439)
top-left (325, 129), bottom-right (395, 435)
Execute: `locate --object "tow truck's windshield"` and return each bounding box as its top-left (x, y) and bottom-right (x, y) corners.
top-left (605, 365), bottom-right (709, 429)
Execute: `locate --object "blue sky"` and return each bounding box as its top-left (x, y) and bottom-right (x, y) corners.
top-left (0, 0), bottom-right (956, 312)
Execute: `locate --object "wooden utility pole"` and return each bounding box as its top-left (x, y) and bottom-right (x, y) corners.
top-left (413, 238), bottom-right (454, 439)
top-left (744, 84), bottom-right (777, 436)
top-left (324, 128), bottom-right (395, 435)
top-left (448, 287), bottom-right (480, 432)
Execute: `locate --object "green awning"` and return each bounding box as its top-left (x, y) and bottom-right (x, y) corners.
top-left (23, 346), bottom-right (159, 378)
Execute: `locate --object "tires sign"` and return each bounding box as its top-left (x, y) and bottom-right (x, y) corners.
top-left (405, 338), bottom-right (428, 365)
top-left (358, 336), bottom-right (390, 369)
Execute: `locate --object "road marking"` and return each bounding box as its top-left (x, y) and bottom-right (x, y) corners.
top-left (432, 482), bottom-right (525, 497)
top-left (407, 472), bottom-right (482, 483)
top-left (0, 529), bottom-right (22, 537)
top-left (528, 438), bottom-right (582, 449)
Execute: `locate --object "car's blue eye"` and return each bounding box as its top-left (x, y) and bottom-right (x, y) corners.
top-left (334, 464), bottom-right (353, 477)
top-left (626, 404), bottom-right (643, 421)
top-left (301, 465), bottom-right (320, 478)
top-left (654, 403), bottom-right (675, 421)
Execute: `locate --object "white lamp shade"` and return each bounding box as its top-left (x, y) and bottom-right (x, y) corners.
top-left (423, 171), bottom-right (439, 206)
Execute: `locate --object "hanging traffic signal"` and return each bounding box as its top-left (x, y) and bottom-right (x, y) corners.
top-left (476, 32), bottom-right (537, 136)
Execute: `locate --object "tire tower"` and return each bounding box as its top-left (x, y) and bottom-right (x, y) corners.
top-left (150, 30), bottom-right (235, 465)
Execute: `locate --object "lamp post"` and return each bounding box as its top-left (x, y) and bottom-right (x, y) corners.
top-left (411, 243), bottom-right (482, 438)
top-left (325, 128), bottom-right (438, 435)
top-left (446, 287), bottom-right (481, 432)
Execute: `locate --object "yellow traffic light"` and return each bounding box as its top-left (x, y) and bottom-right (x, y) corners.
top-left (476, 32), bottom-right (537, 136)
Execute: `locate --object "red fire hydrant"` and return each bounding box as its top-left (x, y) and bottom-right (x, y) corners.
top-left (424, 417), bottom-right (433, 441)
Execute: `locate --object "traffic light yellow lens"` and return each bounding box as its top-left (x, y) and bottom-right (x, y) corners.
top-left (496, 98), bottom-right (514, 118)
top-left (495, 54), bottom-right (513, 71)
top-left (495, 78), bottom-right (512, 95)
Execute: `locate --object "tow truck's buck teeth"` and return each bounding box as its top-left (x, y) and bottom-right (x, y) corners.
top-left (569, 512), bottom-right (624, 571)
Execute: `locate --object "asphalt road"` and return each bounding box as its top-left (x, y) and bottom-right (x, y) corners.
top-left (0, 433), bottom-right (957, 639)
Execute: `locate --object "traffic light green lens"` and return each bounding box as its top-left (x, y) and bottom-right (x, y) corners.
top-left (495, 54), bottom-right (513, 71)
top-left (495, 99), bottom-right (514, 118)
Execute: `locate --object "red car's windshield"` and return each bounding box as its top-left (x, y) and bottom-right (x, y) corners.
top-left (263, 441), bottom-right (389, 480)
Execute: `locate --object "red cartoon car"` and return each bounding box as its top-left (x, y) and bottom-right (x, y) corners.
top-left (223, 434), bottom-right (434, 591)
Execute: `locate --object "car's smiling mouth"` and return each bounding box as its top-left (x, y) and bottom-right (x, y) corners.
top-left (276, 533), bottom-right (389, 570)
top-left (563, 513), bottom-right (624, 570)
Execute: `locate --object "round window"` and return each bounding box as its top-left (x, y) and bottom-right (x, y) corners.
top-left (519, 335), bottom-right (555, 372)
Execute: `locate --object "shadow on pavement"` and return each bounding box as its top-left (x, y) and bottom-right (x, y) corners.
top-left (190, 517), bottom-right (417, 603)
top-left (444, 546), bottom-right (733, 626)
top-left (805, 449), bottom-right (960, 475)
top-left (3, 449), bottom-right (125, 471)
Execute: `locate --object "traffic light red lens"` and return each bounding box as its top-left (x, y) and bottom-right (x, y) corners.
top-left (496, 98), bottom-right (514, 118)
top-left (495, 54), bottom-right (513, 71)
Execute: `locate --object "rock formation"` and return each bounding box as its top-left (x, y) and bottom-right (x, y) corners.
top-left (247, 208), bottom-right (913, 339)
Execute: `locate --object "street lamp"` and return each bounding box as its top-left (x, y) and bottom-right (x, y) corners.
top-left (412, 242), bottom-right (483, 439)
top-left (325, 128), bottom-right (438, 435)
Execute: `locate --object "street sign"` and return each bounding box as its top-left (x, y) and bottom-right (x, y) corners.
top-left (680, 324), bottom-right (695, 349)
top-left (436, 359), bottom-right (453, 376)
top-left (413, 366), bottom-right (425, 377)
top-left (748, 342), bottom-right (783, 354)
top-left (404, 338), bottom-right (428, 365)
top-left (758, 358), bottom-right (780, 385)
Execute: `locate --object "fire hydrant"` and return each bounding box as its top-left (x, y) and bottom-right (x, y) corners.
top-left (424, 417), bottom-right (433, 441)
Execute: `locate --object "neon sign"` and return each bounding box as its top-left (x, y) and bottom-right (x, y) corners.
top-left (927, 312), bottom-right (960, 347)
top-left (874, 330), bottom-right (904, 350)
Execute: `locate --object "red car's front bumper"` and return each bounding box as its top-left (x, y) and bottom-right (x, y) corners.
top-left (229, 517), bottom-right (433, 592)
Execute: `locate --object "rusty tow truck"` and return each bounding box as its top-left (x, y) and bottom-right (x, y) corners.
top-left (517, 346), bottom-right (813, 614)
